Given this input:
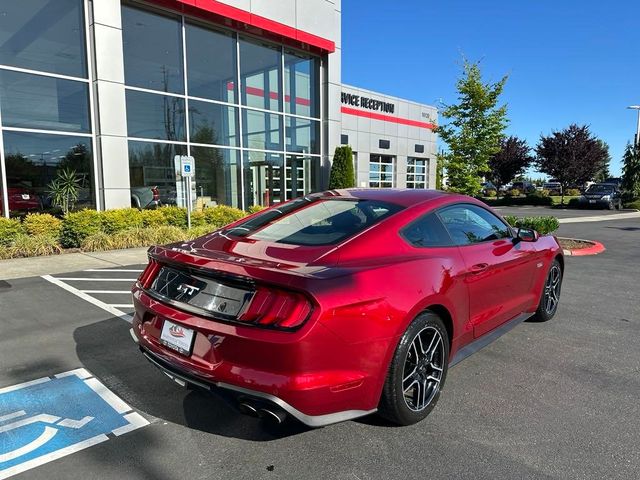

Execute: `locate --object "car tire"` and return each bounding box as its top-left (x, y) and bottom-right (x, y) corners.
top-left (531, 259), bottom-right (563, 322)
top-left (378, 311), bottom-right (449, 426)
top-left (607, 201), bottom-right (614, 210)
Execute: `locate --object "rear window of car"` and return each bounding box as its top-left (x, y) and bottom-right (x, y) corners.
top-left (226, 197), bottom-right (404, 246)
top-left (587, 184), bottom-right (614, 193)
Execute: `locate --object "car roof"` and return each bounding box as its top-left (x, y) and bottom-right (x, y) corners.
top-left (314, 188), bottom-right (457, 208)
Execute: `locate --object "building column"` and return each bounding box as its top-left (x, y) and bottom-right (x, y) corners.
top-left (90, 0), bottom-right (130, 209)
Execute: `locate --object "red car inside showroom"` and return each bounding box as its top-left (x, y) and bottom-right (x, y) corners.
top-left (130, 189), bottom-right (564, 427)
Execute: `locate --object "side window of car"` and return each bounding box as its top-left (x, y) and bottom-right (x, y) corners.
top-left (401, 213), bottom-right (453, 247)
top-left (437, 204), bottom-right (511, 246)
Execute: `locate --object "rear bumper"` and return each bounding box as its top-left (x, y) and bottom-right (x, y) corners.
top-left (131, 286), bottom-right (385, 426)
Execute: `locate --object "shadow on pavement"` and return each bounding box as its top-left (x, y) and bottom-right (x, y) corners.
top-left (73, 316), bottom-right (310, 442)
top-left (605, 226), bottom-right (640, 231)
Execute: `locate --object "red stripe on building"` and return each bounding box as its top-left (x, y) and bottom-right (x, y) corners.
top-left (172, 0), bottom-right (335, 53)
top-left (227, 83), bottom-right (311, 106)
top-left (340, 107), bottom-right (435, 130)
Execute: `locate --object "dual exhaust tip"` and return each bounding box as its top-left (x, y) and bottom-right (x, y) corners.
top-left (238, 401), bottom-right (287, 425)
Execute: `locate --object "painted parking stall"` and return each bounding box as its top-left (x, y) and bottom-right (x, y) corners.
top-left (0, 368), bottom-right (148, 479)
top-left (42, 266), bottom-right (146, 322)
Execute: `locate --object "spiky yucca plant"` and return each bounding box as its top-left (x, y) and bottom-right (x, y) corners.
top-left (48, 169), bottom-right (81, 214)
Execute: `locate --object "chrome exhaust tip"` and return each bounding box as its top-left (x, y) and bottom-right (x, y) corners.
top-left (258, 408), bottom-right (287, 425)
top-left (238, 402), bottom-right (259, 417)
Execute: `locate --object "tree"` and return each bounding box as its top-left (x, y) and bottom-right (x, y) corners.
top-left (622, 143), bottom-right (640, 199)
top-left (436, 60), bottom-right (509, 195)
top-left (435, 154), bottom-right (445, 190)
top-left (329, 146), bottom-right (355, 189)
top-left (487, 136), bottom-right (533, 196)
top-left (535, 124), bottom-right (608, 204)
top-left (594, 140), bottom-right (612, 182)
top-left (47, 169), bottom-right (81, 214)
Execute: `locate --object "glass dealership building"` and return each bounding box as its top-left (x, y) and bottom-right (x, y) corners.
top-left (0, 0), bottom-right (437, 217)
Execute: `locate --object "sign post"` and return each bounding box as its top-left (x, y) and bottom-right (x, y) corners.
top-left (175, 155), bottom-right (195, 229)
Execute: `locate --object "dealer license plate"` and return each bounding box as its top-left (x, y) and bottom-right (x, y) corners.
top-left (160, 320), bottom-right (195, 355)
top-left (589, 200), bottom-right (596, 204)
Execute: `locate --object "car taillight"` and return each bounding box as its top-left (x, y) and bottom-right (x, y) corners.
top-left (238, 286), bottom-right (312, 330)
top-left (138, 259), bottom-right (161, 288)
top-left (151, 186), bottom-right (160, 202)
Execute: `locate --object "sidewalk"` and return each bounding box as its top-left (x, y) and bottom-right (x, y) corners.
top-left (0, 248), bottom-right (149, 281)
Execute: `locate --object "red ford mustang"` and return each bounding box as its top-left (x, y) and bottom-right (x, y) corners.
top-left (130, 189), bottom-right (564, 427)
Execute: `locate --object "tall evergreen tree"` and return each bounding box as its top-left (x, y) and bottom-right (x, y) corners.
top-left (622, 143), bottom-right (640, 199)
top-left (437, 60), bottom-right (509, 196)
top-left (329, 146), bottom-right (355, 189)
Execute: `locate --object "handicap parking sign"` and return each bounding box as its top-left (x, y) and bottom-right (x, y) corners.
top-left (0, 368), bottom-right (148, 479)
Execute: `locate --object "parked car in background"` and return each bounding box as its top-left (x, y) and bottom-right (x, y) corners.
top-left (543, 182), bottom-right (562, 195)
top-left (131, 186), bottom-right (161, 209)
top-left (131, 189), bottom-right (564, 427)
top-left (511, 181), bottom-right (536, 194)
top-left (578, 183), bottom-right (622, 209)
top-left (0, 186), bottom-right (41, 215)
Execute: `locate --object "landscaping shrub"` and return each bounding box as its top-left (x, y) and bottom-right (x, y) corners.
top-left (23, 213), bottom-right (63, 240)
top-left (504, 215), bottom-right (559, 235)
top-left (505, 188), bottom-right (521, 197)
top-left (482, 195), bottom-right (552, 207)
top-left (6, 234), bottom-right (62, 258)
top-left (565, 188), bottom-right (581, 196)
top-left (149, 225), bottom-right (188, 245)
top-left (61, 209), bottom-right (103, 248)
top-left (80, 232), bottom-right (115, 252)
top-left (624, 199), bottom-right (640, 210)
top-left (567, 198), bottom-right (581, 208)
top-left (0, 217), bottom-right (25, 247)
top-left (203, 205), bottom-right (245, 228)
top-left (101, 208), bottom-right (143, 234)
top-left (247, 205), bottom-right (266, 214)
top-left (186, 225), bottom-right (215, 240)
top-left (140, 208), bottom-right (166, 227)
top-left (485, 189), bottom-right (497, 198)
top-left (190, 210), bottom-right (206, 227)
top-left (159, 206), bottom-right (188, 228)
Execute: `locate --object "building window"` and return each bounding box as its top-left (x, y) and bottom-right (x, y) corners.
top-left (369, 155), bottom-right (394, 188)
top-left (407, 158), bottom-right (428, 189)
top-left (415, 144), bottom-right (424, 153)
top-left (379, 139), bottom-right (390, 149)
top-left (121, 3), bottom-right (323, 210)
top-left (0, 0), bottom-right (94, 217)
top-left (340, 134), bottom-right (349, 145)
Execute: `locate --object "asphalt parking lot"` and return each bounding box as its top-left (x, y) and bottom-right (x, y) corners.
top-left (1, 213), bottom-right (639, 479)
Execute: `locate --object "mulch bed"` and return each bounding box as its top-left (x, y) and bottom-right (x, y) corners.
top-left (558, 238), bottom-right (594, 250)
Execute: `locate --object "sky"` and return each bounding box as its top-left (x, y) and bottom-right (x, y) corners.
top-left (341, 0), bottom-right (640, 178)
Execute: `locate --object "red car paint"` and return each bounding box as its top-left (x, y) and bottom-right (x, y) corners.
top-left (131, 189), bottom-right (563, 426)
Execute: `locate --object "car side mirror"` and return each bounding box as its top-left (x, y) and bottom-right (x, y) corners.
top-left (515, 227), bottom-right (539, 242)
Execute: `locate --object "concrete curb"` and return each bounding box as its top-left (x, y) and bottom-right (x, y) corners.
top-left (559, 237), bottom-right (606, 256)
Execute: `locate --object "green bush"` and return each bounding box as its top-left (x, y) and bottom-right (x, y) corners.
top-left (203, 205), bottom-right (245, 228)
top-left (61, 209), bottom-right (103, 248)
top-left (140, 208), bottom-right (167, 227)
top-left (159, 206), bottom-right (188, 228)
top-left (505, 188), bottom-right (521, 197)
top-left (567, 198), bottom-right (581, 208)
top-left (190, 210), bottom-right (206, 227)
top-left (80, 232), bottom-right (115, 252)
top-left (504, 215), bottom-right (559, 235)
top-left (482, 195), bottom-right (552, 207)
top-left (6, 234), bottom-right (62, 258)
top-left (186, 225), bottom-right (215, 239)
top-left (485, 189), bottom-right (497, 198)
top-left (565, 188), bottom-right (581, 196)
top-left (101, 208), bottom-right (143, 234)
top-left (149, 225), bottom-right (188, 245)
top-left (528, 189), bottom-right (549, 198)
top-left (624, 199), bottom-right (640, 210)
top-left (247, 205), bottom-right (266, 215)
top-left (329, 145), bottom-right (355, 189)
top-left (0, 217), bottom-right (25, 247)
top-left (23, 213), bottom-right (63, 240)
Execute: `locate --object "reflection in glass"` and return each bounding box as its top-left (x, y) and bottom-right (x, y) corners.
top-left (3, 131), bottom-right (94, 215)
top-left (243, 151), bottom-right (284, 207)
top-left (189, 101), bottom-right (238, 147)
top-left (126, 90), bottom-right (186, 141)
top-left (192, 146), bottom-right (240, 208)
top-left (369, 155), bottom-right (394, 188)
top-left (242, 109), bottom-right (282, 151)
top-left (239, 37), bottom-right (281, 111)
top-left (122, 6), bottom-right (184, 94)
top-left (285, 155), bottom-right (320, 200)
top-left (284, 51), bottom-right (319, 118)
top-left (128, 141), bottom-right (186, 207)
top-left (186, 23), bottom-right (236, 103)
top-left (0, 0), bottom-right (87, 78)
top-left (0, 70), bottom-right (90, 133)
top-left (285, 117), bottom-right (319, 154)
top-left (406, 158), bottom-right (428, 188)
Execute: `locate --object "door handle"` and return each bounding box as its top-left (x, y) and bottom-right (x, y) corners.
top-left (470, 263), bottom-right (489, 274)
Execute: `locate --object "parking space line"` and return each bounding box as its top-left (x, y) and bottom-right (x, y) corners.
top-left (83, 269), bottom-right (143, 273)
top-left (81, 290), bottom-right (131, 294)
top-left (54, 278), bottom-right (137, 282)
top-left (41, 276), bottom-right (132, 323)
top-left (108, 304), bottom-right (134, 309)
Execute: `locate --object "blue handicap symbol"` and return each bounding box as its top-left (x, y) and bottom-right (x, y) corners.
top-left (184, 165), bottom-right (191, 173)
top-left (0, 369), bottom-right (147, 478)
